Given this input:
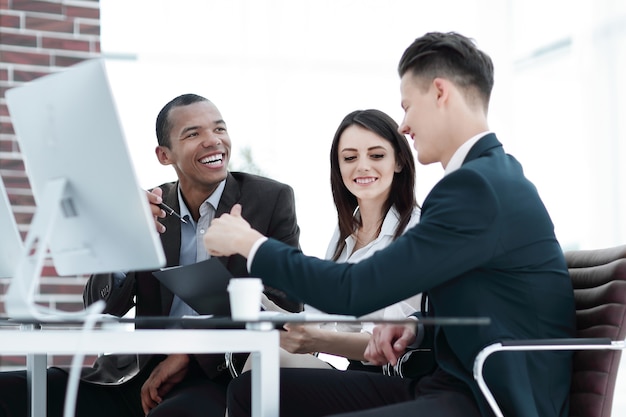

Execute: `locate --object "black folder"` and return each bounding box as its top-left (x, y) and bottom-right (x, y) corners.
top-left (152, 258), bottom-right (233, 317)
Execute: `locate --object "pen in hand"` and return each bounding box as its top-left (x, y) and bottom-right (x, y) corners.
top-left (158, 202), bottom-right (188, 224)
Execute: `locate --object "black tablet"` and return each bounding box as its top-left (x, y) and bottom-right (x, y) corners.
top-left (153, 258), bottom-right (233, 317)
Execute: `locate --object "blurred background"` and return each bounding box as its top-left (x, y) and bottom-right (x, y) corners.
top-left (100, 2), bottom-right (626, 411)
top-left (100, 0), bottom-right (626, 258)
top-left (1, 0), bottom-right (625, 412)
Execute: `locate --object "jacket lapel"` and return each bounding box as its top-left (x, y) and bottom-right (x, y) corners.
top-left (159, 182), bottom-right (183, 313)
top-left (161, 183), bottom-right (182, 266)
top-left (214, 173), bottom-right (240, 270)
top-left (216, 172), bottom-right (240, 217)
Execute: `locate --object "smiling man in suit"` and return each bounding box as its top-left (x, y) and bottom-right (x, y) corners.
top-left (204, 32), bottom-right (576, 417)
top-left (0, 94), bottom-right (300, 417)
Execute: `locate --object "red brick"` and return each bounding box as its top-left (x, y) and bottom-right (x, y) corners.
top-left (42, 36), bottom-right (91, 52)
top-left (26, 16), bottom-right (73, 34)
top-left (0, 50), bottom-right (51, 66)
top-left (12, 190), bottom-right (35, 201)
top-left (0, 356), bottom-right (27, 367)
top-left (53, 54), bottom-right (92, 67)
top-left (78, 22), bottom-right (100, 36)
top-left (41, 283), bottom-right (85, 295)
top-left (11, 0), bottom-right (64, 15)
top-left (0, 120), bottom-right (14, 135)
top-left (0, 13), bottom-right (21, 29)
top-left (2, 175), bottom-right (30, 189)
top-left (40, 265), bottom-right (60, 278)
top-left (13, 68), bottom-right (52, 82)
top-left (65, 5), bottom-right (100, 20)
top-left (54, 302), bottom-right (85, 312)
top-left (50, 355), bottom-right (98, 367)
top-left (0, 0), bottom-right (101, 310)
top-left (15, 211), bottom-right (34, 225)
top-left (1, 117), bottom-right (13, 129)
top-left (0, 32), bottom-right (38, 48)
top-left (0, 138), bottom-right (17, 152)
top-left (6, 194), bottom-right (34, 208)
top-left (0, 159), bottom-right (25, 172)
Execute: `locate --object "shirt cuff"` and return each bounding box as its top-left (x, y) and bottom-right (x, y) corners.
top-left (246, 237), bottom-right (269, 272)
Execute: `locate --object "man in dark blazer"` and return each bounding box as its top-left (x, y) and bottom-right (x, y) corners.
top-left (0, 94), bottom-right (300, 417)
top-left (204, 33), bottom-right (576, 417)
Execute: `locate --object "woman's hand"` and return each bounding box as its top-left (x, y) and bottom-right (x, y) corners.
top-left (280, 323), bottom-right (323, 354)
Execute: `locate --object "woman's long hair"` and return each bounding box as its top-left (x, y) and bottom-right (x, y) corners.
top-left (330, 109), bottom-right (417, 261)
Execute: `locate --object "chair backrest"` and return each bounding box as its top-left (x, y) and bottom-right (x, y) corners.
top-left (564, 244), bottom-right (626, 417)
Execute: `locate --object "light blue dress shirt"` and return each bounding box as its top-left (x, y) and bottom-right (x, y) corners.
top-left (168, 180), bottom-right (226, 318)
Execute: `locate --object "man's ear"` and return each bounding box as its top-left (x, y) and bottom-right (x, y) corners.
top-left (155, 145), bottom-right (172, 166)
top-left (432, 77), bottom-right (450, 106)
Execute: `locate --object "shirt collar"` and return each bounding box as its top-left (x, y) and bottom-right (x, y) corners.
top-left (345, 206), bottom-right (401, 246)
top-left (207, 179), bottom-right (226, 211)
top-left (177, 179), bottom-right (227, 221)
top-left (444, 131), bottom-right (492, 176)
top-left (379, 206), bottom-right (401, 237)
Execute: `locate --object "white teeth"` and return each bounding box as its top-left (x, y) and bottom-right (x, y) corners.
top-left (355, 178), bottom-right (376, 184)
top-left (200, 154), bottom-right (223, 164)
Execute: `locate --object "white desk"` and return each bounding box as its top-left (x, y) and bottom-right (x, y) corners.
top-left (0, 325), bottom-right (279, 417)
top-left (0, 315), bottom-right (490, 417)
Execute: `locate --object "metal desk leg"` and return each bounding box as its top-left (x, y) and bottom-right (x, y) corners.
top-left (23, 324), bottom-right (47, 417)
top-left (27, 353), bottom-right (47, 417)
top-left (250, 331), bottom-right (280, 417)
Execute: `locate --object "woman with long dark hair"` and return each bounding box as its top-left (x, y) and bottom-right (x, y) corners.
top-left (274, 109), bottom-right (421, 372)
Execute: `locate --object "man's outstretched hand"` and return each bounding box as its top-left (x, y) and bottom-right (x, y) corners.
top-left (204, 204), bottom-right (263, 258)
top-left (364, 323), bottom-right (417, 366)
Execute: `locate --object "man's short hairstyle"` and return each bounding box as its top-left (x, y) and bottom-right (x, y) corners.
top-left (398, 32), bottom-right (494, 110)
top-left (155, 93), bottom-right (209, 148)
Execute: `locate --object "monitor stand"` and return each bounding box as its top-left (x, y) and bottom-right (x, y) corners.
top-left (4, 178), bottom-right (104, 321)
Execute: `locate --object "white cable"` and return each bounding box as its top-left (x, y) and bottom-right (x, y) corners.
top-left (62, 300), bottom-right (106, 417)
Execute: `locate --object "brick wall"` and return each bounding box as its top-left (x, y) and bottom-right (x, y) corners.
top-left (0, 0), bottom-right (101, 370)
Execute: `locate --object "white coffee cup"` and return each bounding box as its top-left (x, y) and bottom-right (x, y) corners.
top-left (227, 278), bottom-right (264, 321)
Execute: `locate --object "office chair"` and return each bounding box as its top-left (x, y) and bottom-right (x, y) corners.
top-left (474, 244), bottom-right (626, 417)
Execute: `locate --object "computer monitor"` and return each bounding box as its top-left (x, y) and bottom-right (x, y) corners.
top-left (4, 59), bottom-right (166, 319)
top-left (0, 176), bottom-right (23, 278)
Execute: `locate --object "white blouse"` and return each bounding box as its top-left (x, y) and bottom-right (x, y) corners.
top-left (306, 206), bottom-right (422, 334)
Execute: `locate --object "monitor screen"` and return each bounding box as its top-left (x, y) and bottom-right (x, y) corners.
top-left (5, 59), bottom-right (166, 318)
top-left (0, 177), bottom-right (23, 278)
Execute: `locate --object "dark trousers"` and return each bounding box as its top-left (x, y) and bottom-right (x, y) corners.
top-left (228, 367), bottom-right (481, 417)
top-left (0, 364), bottom-right (230, 417)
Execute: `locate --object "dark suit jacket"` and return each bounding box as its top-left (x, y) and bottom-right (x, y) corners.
top-left (252, 134), bottom-right (576, 417)
top-left (81, 171), bottom-right (300, 383)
